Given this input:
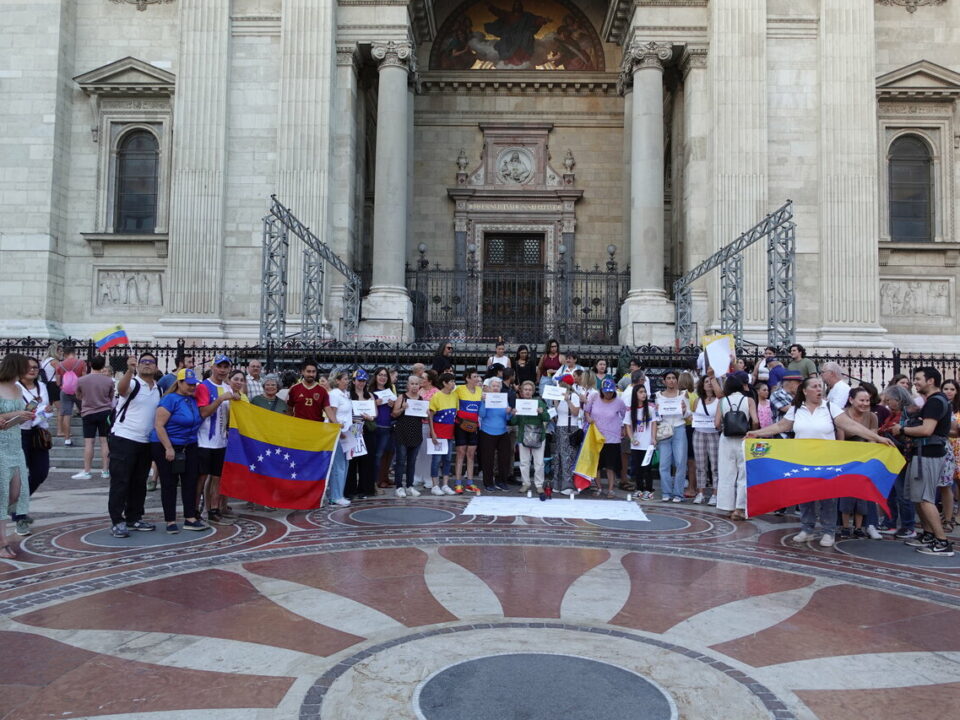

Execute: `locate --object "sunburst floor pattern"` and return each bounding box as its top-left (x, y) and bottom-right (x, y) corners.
top-left (2, 475), bottom-right (960, 720)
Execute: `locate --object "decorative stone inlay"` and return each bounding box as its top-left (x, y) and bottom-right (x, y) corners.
top-left (299, 623), bottom-right (796, 720)
top-left (875, 0), bottom-right (947, 13)
top-left (110, 0), bottom-right (175, 10)
top-left (96, 269), bottom-right (164, 309)
top-left (416, 654), bottom-right (675, 720)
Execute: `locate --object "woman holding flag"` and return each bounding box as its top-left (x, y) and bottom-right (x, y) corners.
top-left (583, 378), bottom-right (627, 497)
top-left (747, 377), bottom-right (893, 547)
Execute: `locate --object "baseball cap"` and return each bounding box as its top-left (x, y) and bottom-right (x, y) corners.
top-left (733, 371), bottom-right (751, 385)
top-left (354, 368), bottom-right (369, 381)
top-left (176, 368), bottom-right (199, 385)
top-left (781, 371), bottom-right (804, 382)
top-left (214, 354), bottom-right (231, 366)
top-left (601, 378), bottom-right (617, 393)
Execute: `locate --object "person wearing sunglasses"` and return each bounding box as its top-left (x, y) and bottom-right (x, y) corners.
top-left (431, 342), bottom-right (455, 374)
top-left (106, 354), bottom-right (162, 538)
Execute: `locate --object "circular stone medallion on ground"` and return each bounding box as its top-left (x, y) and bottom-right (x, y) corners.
top-left (834, 538), bottom-right (960, 569)
top-left (586, 513), bottom-right (690, 532)
top-left (349, 506), bottom-right (457, 526)
top-left (81, 526), bottom-right (214, 548)
top-left (415, 653), bottom-right (675, 720)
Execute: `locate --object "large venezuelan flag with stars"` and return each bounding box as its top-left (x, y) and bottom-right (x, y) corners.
top-left (744, 439), bottom-right (905, 518)
top-left (221, 401), bottom-right (340, 509)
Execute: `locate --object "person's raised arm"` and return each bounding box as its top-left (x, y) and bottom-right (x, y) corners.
top-left (746, 418), bottom-right (793, 438)
top-left (117, 356), bottom-right (137, 397)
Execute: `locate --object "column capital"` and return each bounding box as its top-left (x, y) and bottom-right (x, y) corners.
top-left (678, 46), bottom-right (708, 80)
top-left (336, 44), bottom-right (360, 71)
top-left (622, 41), bottom-right (674, 75)
top-left (371, 40), bottom-right (414, 70)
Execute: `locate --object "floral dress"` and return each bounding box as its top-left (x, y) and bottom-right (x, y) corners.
top-left (0, 398), bottom-right (30, 519)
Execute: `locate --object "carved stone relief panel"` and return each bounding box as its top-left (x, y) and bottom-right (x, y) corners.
top-left (95, 269), bottom-right (164, 312)
top-left (880, 278), bottom-right (953, 325)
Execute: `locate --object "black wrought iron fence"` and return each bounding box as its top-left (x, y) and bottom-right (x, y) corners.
top-left (405, 264), bottom-right (631, 345)
top-left (5, 335), bottom-right (960, 391)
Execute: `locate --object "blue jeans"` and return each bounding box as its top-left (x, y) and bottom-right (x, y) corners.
top-left (373, 426), bottom-right (393, 476)
top-left (327, 443), bottom-right (347, 502)
top-left (658, 426), bottom-right (687, 498)
top-left (394, 442), bottom-right (421, 488)
top-left (430, 443), bottom-right (453, 478)
top-left (800, 498), bottom-right (838, 534)
top-left (883, 468), bottom-right (915, 530)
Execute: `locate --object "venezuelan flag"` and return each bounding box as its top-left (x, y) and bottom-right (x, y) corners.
top-left (744, 439), bottom-right (905, 518)
top-left (221, 401), bottom-right (340, 510)
top-left (572, 423), bottom-right (606, 491)
top-left (92, 325), bottom-right (129, 352)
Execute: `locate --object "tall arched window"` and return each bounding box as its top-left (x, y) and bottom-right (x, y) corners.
top-left (888, 135), bottom-right (933, 242)
top-left (115, 130), bottom-right (159, 233)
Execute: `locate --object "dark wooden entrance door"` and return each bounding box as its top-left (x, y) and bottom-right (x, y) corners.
top-left (481, 233), bottom-right (544, 342)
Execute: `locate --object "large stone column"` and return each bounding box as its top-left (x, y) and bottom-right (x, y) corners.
top-left (161, 0), bottom-right (230, 337)
top-left (359, 40), bottom-right (414, 341)
top-left (618, 41), bottom-right (675, 346)
top-left (709, 0), bottom-right (768, 335)
top-left (680, 47), bottom-right (712, 335)
top-left (817, 0), bottom-right (887, 347)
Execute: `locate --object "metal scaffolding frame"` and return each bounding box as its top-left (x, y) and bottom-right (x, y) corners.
top-left (673, 200), bottom-right (796, 349)
top-left (259, 195), bottom-right (361, 346)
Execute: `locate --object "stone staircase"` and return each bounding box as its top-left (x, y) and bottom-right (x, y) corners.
top-left (49, 416), bottom-right (105, 472)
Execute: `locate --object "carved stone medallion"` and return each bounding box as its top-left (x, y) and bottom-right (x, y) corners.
top-left (495, 148), bottom-right (534, 185)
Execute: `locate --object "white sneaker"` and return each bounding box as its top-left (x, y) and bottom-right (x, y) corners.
top-left (395, 487), bottom-right (406, 498)
top-left (672, 496), bottom-right (682, 503)
top-left (423, 480), bottom-right (434, 489)
top-left (866, 524), bottom-right (882, 540)
top-left (560, 488), bottom-right (574, 496)
top-left (441, 485), bottom-right (456, 495)
top-left (63, 438), bottom-right (73, 446)
top-left (334, 498), bottom-right (351, 507)
top-left (793, 531), bottom-right (813, 543)
top-left (431, 485), bottom-right (444, 496)
top-left (661, 495), bottom-right (671, 502)
top-left (407, 486), bottom-right (421, 497)
top-left (71, 471), bottom-right (92, 480)
top-left (707, 495), bottom-right (718, 506)
top-left (693, 493), bottom-right (704, 504)
top-left (819, 533), bottom-right (836, 548)
top-left (101, 470), bottom-right (110, 479)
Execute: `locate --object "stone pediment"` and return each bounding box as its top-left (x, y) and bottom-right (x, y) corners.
top-left (877, 60), bottom-right (960, 99)
top-left (74, 57), bottom-right (175, 96)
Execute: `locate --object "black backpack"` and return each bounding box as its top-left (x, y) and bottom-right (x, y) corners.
top-left (721, 396), bottom-right (749, 437)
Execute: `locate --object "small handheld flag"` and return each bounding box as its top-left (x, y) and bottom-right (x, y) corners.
top-left (92, 325), bottom-right (130, 352)
top-left (221, 401), bottom-right (340, 510)
top-left (744, 438), bottom-right (905, 518)
top-left (572, 423), bottom-right (606, 491)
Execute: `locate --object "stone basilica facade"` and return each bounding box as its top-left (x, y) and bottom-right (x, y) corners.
top-left (1, 0), bottom-right (959, 350)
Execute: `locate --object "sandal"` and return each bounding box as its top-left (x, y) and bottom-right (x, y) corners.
top-left (730, 510), bottom-right (746, 521)
top-left (0, 545), bottom-right (16, 560)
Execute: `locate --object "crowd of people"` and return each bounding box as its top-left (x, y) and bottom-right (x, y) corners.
top-left (0, 340), bottom-right (956, 559)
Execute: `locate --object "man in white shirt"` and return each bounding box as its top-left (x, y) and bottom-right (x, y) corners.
top-left (821, 362), bottom-right (851, 409)
top-left (107, 353), bottom-right (161, 538)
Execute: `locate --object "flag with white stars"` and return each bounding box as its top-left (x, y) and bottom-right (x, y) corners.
top-left (744, 438), bottom-right (904, 518)
top-left (221, 400), bottom-right (340, 509)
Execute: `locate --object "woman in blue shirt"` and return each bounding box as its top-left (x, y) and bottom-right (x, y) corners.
top-left (478, 377), bottom-right (513, 492)
top-left (151, 368), bottom-right (208, 534)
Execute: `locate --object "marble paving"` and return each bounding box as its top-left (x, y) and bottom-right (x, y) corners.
top-left (2, 470), bottom-right (960, 720)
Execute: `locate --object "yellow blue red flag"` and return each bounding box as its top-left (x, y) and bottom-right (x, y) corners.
top-left (744, 439), bottom-right (905, 517)
top-left (92, 325), bottom-right (129, 352)
top-left (221, 401), bottom-right (340, 509)
top-left (572, 423), bottom-right (606, 490)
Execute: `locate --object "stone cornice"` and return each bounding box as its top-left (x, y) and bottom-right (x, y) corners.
top-left (336, 44), bottom-right (361, 70)
top-left (603, 1), bottom-right (710, 44)
top-left (678, 46), bottom-right (708, 80)
top-left (875, 0), bottom-right (947, 14)
top-left (110, 0), bottom-right (174, 10)
top-left (74, 56), bottom-right (176, 97)
top-left (418, 71), bottom-right (619, 97)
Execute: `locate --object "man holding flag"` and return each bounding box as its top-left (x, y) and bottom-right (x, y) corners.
top-left (888, 367), bottom-right (955, 556)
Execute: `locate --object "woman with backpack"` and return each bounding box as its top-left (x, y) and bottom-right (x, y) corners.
top-left (714, 373), bottom-right (759, 520)
top-left (56, 348), bottom-right (87, 447)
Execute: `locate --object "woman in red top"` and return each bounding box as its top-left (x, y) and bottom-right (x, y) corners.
top-left (536, 339), bottom-right (564, 384)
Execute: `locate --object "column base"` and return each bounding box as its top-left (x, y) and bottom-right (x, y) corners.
top-left (359, 286), bottom-right (414, 343)
top-left (815, 324), bottom-right (893, 352)
top-left (619, 290), bottom-right (676, 347)
top-left (0, 319), bottom-right (67, 340)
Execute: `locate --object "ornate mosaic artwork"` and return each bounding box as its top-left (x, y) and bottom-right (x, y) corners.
top-left (430, 0), bottom-right (605, 71)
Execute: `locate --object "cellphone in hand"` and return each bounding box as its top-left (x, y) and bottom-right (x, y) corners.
top-left (24, 399), bottom-right (39, 412)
